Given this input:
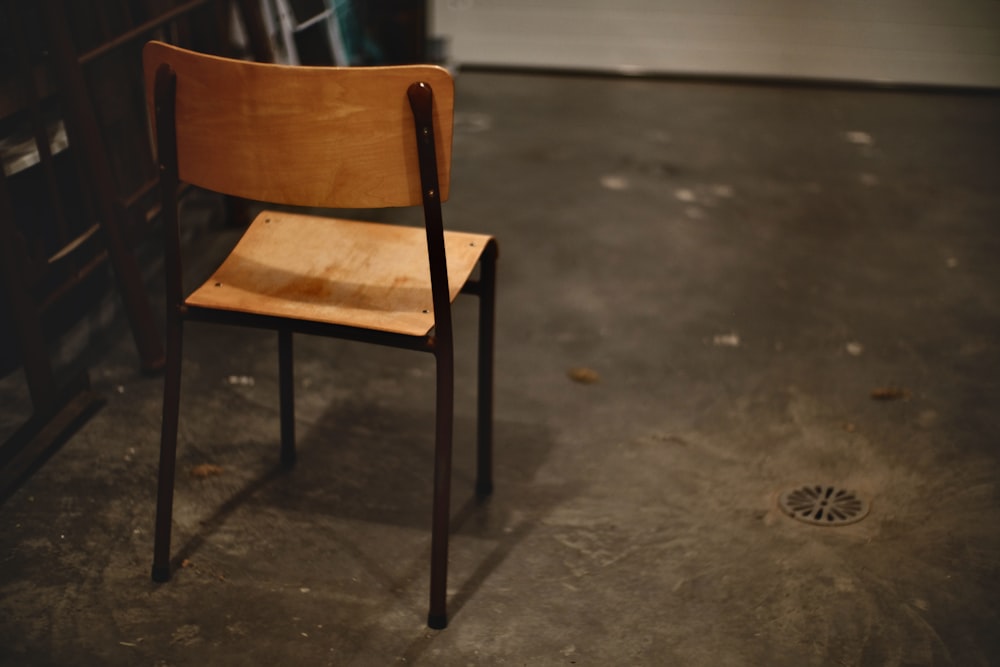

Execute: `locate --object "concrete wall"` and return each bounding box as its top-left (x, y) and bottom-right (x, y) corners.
top-left (431, 0), bottom-right (1000, 87)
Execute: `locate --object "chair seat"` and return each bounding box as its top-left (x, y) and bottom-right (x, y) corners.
top-left (186, 210), bottom-right (492, 336)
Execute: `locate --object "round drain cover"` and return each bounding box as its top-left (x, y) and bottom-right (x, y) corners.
top-left (778, 485), bottom-right (870, 526)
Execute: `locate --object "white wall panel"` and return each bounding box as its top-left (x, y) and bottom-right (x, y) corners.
top-left (431, 1), bottom-right (1000, 87)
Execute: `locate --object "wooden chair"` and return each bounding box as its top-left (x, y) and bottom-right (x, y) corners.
top-left (142, 41), bottom-right (498, 629)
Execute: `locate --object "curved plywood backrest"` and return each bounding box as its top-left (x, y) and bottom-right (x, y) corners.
top-left (143, 41), bottom-right (453, 208)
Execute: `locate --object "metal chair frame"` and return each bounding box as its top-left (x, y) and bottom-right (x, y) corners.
top-left (147, 44), bottom-right (497, 629)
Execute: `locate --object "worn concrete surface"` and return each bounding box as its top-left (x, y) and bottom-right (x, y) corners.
top-left (2, 72), bottom-right (999, 666)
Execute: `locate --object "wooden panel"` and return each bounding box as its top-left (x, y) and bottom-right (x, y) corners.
top-left (432, 0), bottom-right (1000, 88)
top-left (143, 41), bottom-right (454, 208)
top-left (185, 210), bottom-right (491, 336)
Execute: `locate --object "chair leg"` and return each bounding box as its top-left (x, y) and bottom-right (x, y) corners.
top-left (475, 242), bottom-right (497, 498)
top-left (278, 329), bottom-right (296, 467)
top-left (427, 346), bottom-right (454, 630)
top-left (152, 319), bottom-right (183, 582)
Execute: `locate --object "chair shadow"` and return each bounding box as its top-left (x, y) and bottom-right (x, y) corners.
top-left (167, 462), bottom-right (289, 573)
top-left (162, 394), bottom-right (565, 643)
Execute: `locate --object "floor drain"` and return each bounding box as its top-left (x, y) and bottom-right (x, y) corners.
top-left (778, 485), bottom-right (870, 526)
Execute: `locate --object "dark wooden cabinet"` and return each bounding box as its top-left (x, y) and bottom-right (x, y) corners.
top-left (0, 0), bottom-right (272, 501)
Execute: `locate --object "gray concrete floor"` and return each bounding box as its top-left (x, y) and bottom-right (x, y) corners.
top-left (2, 71), bottom-right (1000, 666)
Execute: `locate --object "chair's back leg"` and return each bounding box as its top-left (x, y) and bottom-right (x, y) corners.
top-left (278, 329), bottom-right (296, 467)
top-left (152, 318), bottom-right (183, 582)
top-left (428, 341), bottom-right (454, 630)
top-left (152, 63), bottom-right (182, 583)
top-left (407, 79), bottom-right (460, 628)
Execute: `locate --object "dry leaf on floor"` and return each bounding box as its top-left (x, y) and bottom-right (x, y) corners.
top-left (190, 464), bottom-right (224, 478)
top-left (568, 367), bottom-right (600, 384)
top-left (870, 387), bottom-right (910, 401)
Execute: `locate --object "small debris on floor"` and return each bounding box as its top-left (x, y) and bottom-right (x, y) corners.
top-left (568, 367), bottom-right (600, 384)
top-left (713, 333), bottom-right (741, 347)
top-left (170, 624), bottom-right (201, 646)
top-left (190, 464), bottom-right (224, 478)
top-left (846, 341), bottom-right (864, 356)
top-left (674, 188), bottom-right (696, 202)
top-left (946, 257), bottom-right (959, 269)
top-left (599, 174), bottom-right (629, 191)
top-left (180, 558), bottom-right (226, 581)
top-left (226, 375), bottom-right (255, 387)
top-left (871, 386), bottom-right (910, 401)
top-left (844, 130), bottom-right (874, 146)
top-left (843, 422), bottom-right (857, 432)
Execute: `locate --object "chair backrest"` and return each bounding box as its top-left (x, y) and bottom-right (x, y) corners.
top-left (142, 41), bottom-right (454, 209)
